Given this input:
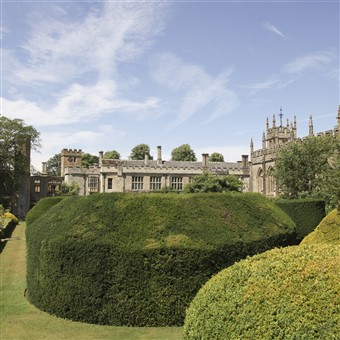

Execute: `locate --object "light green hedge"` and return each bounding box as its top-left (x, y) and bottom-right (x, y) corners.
top-left (301, 209), bottom-right (340, 246)
top-left (26, 193), bottom-right (296, 326)
top-left (183, 244), bottom-right (340, 339)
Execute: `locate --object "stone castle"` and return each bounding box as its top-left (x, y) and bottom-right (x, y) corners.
top-left (28, 105), bottom-right (340, 207)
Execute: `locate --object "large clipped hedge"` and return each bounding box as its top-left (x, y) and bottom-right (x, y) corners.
top-left (301, 209), bottom-right (340, 246)
top-left (275, 198), bottom-right (325, 241)
top-left (26, 193), bottom-right (296, 326)
top-left (183, 244), bottom-right (340, 339)
top-left (26, 197), bottom-right (65, 225)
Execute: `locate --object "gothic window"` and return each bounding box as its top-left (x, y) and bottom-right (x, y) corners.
top-left (48, 180), bottom-right (61, 193)
top-left (267, 167), bottom-right (275, 195)
top-left (132, 176), bottom-right (143, 190)
top-left (171, 176), bottom-right (183, 190)
top-left (88, 177), bottom-right (99, 192)
top-left (34, 184), bottom-right (40, 193)
top-left (257, 168), bottom-right (264, 193)
top-left (150, 176), bottom-right (161, 190)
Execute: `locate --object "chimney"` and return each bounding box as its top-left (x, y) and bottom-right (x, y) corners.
top-left (144, 153), bottom-right (149, 166)
top-left (202, 153), bottom-right (209, 168)
top-left (241, 155), bottom-right (249, 168)
top-left (99, 151), bottom-right (104, 166)
top-left (41, 162), bottom-right (47, 176)
top-left (157, 146), bottom-right (162, 165)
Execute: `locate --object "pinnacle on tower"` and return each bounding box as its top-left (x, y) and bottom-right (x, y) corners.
top-left (279, 107), bottom-right (283, 127)
top-left (309, 114), bottom-right (314, 136)
top-left (337, 105), bottom-right (340, 128)
top-left (272, 114), bottom-right (276, 127)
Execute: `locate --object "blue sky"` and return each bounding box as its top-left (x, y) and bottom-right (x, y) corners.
top-left (1, 0), bottom-right (339, 170)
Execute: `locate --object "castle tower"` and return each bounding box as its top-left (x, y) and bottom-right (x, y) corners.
top-left (337, 105), bottom-right (340, 128)
top-left (60, 149), bottom-right (83, 177)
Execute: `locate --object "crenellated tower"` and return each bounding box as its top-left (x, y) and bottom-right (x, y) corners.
top-left (60, 149), bottom-right (83, 176)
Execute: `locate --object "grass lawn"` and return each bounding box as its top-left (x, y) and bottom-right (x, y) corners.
top-left (0, 222), bottom-right (183, 339)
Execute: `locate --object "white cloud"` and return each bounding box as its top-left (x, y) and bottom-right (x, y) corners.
top-left (12, 2), bottom-right (167, 85)
top-left (151, 53), bottom-right (238, 126)
top-left (284, 51), bottom-right (336, 74)
top-left (31, 125), bottom-right (126, 169)
top-left (1, 80), bottom-right (162, 127)
top-left (263, 22), bottom-right (287, 39)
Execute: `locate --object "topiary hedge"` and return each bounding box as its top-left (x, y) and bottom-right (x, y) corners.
top-left (301, 209), bottom-right (340, 246)
top-left (183, 244), bottom-right (340, 339)
top-left (26, 197), bottom-right (65, 225)
top-left (26, 192), bottom-right (296, 326)
top-left (275, 198), bottom-right (325, 241)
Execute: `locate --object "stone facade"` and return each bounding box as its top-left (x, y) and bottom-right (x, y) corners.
top-left (250, 106), bottom-right (340, 196)
top-left (62, 146), bottom-right (250, 195)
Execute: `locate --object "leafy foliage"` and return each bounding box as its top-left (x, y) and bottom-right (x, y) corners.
top-left (26, 193), bottom-right (296, 327)
top-left (81, 153), bottom-right (99, 168)
top-left (25, 197), bottom-right (65, 225)
top-left (103, 150), bottom-right (121, 160)
top-left (183, 244), bottom-right (340, 339)
top-left (300, 209), bottom-right (340, 246)
top-left (130, 144), bottom-right (153, 160)
top-left (209, 152), bottom-right (224, 162)
top-left (171, 144), bottom-right (197, 161)
top-left (46, 153), bottom-right (61, 176)
top-left (184, 172), bottom-right (243, 193)
top-left (56, 182), bottom-right (80, 196)
top-left (275, 199), bottom-right (325, 241)
top-left (274, 135), bottom-right (339, 211)
top-left (0, 116), bottom-right (40, 205)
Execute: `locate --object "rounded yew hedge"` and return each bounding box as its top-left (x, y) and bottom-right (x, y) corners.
top-left (301, 209), bottom-right (340, 246)
top-left (183, 245), bottom-right (340, 339)
top-left (26, 193), bottom-right (296, 326)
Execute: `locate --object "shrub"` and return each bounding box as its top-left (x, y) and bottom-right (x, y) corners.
top-left (275, 198), bottom-right (325, 241)
top-left (26, 193), bottom-right (296, 326)
top-left (25, 197), bottom-right (64, 225)
top-left (183, 244), bottom-right (340, 340)
top-left (3, 211), bottom-right (19, 223)
top-left (301, 209), bottom-right (340, 246)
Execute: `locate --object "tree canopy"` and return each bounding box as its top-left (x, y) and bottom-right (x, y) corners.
top-left (171, 144), bottom-right (197, 161)
top-left (184, 172), bottom-right (243, 193)
top-left (0, 116), bottom-right (40, 206)
top-left (46, 153), bottom-right (61, 176)
top-left (81, 153), bottom-right (99, 168)
top-left (103, 150), bottom-right (121, 160)
top-left (209, 152), bottom-right (224, 162)
top-left (130, 144), bottom-right (153, 160)
top-left (274, 135), bottom-right (340, 210)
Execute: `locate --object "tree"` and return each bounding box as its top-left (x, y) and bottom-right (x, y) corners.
top-left (130, 144), bottom-right (153, 160)
top-left (103, 150), bottom-right (121, 160)
top-left (171, 144), bottom-right (197, 161)
top-left (56, 182), bottom-right (80, 196)
top-left (0, 116), bottom-right (40, 207)
top-left (81, 153), bottom-right (99, 168)
top-left (184, 172), bottom-right (243, 193)
top-left (209, 152), bottom-right (224, 162)
top-left (274, 135), bottom-right (338, 210)
top-left (46, 153), bottom-right (61, 176)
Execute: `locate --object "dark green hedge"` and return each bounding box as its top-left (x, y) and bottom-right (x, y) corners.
top-left (275, 199), bottom-right (325, 241)
top-left (183, 244), bottom-right (340, 339)
top-left (26, 193), bottom-right (296, 326)
top-left (26, 197), bottom-right (65, 225)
